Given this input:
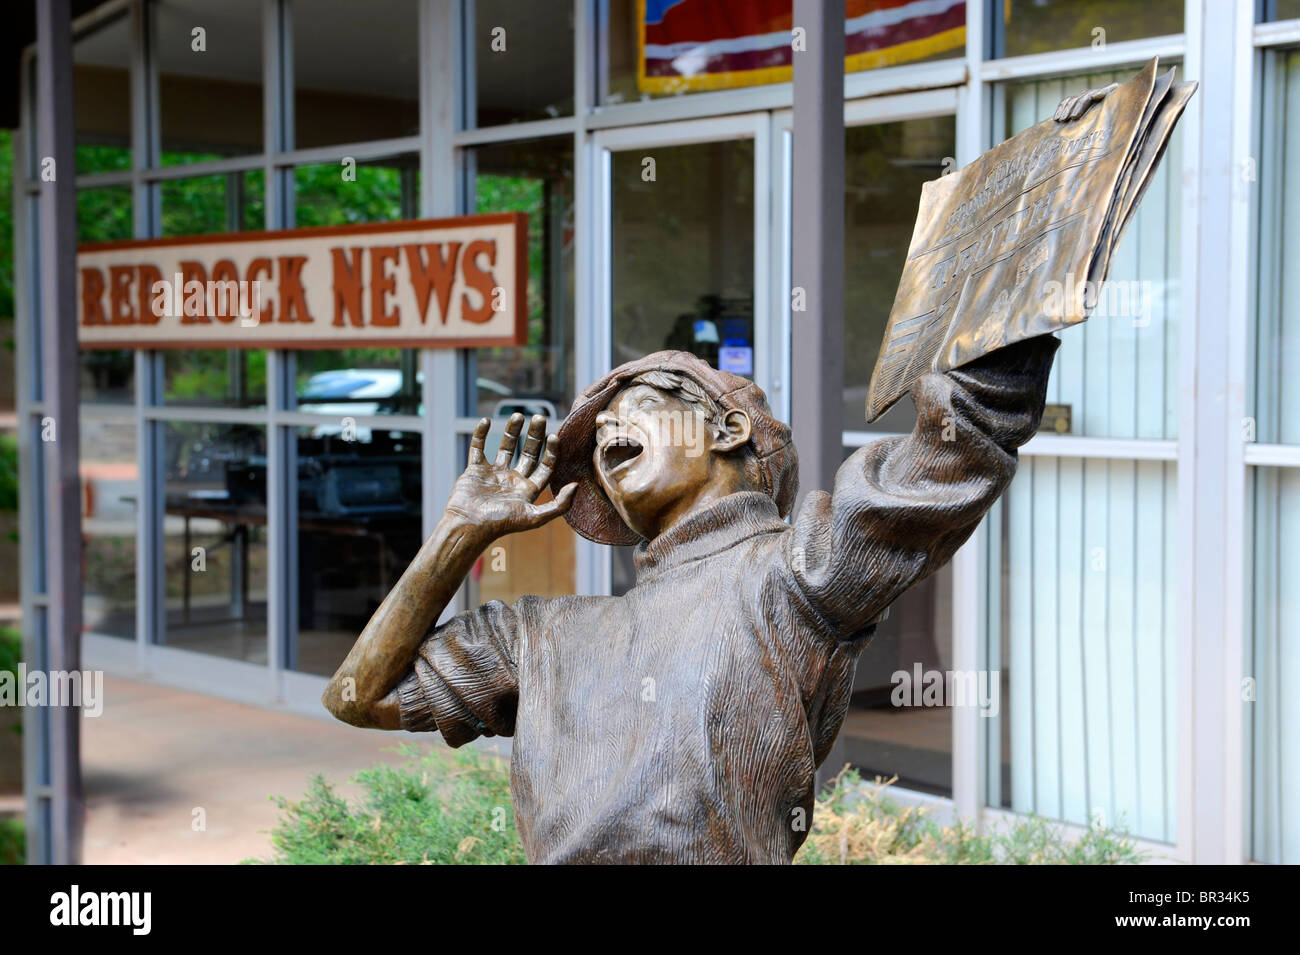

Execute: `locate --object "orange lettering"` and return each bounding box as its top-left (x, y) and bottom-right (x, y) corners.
top-left (404, 242), bottom-right (460, 324)
top-left (138, 264), bottom-right (162, 325)
top-left (460, 239), bottom-right (497, 324)
top-left (248, 258), bottom-right (275, 323)
top-left (277, 256), bottom-right (313, 323)
top-left (108, 266), bottom-right (136, 324)
top-left (369, 246), bottom-right (400, 327)
top-left (330, 247), bottom-right (364, 327)
top-left (80, 267), bottom-right (106, 326)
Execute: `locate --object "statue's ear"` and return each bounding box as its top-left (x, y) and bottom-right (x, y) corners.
top-left (712, 408), bottom-right (752, 453)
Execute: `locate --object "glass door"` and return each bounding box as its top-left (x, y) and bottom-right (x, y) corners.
top-left (594, 114), bottom-right (773, 594)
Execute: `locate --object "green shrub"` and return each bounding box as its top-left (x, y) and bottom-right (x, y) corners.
top-left (260, 750), bottom-right (1144, 865)
top-left (794, 767), bottom-right (1146, 865)
top-left (0, 433), bottom-right (16, 514)
top-left (0, 817), bottom-right (23, 866)
top-left (0, 626), bottom-right (18, 681)
top-left (252, 744), bottom-right (525, 865)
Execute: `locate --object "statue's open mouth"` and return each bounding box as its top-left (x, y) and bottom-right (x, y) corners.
top-left (601, 434), bottom-right (643, 475)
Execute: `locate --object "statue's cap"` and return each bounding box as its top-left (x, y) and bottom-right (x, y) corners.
top-left (550, 349), bottom-right (798, 545)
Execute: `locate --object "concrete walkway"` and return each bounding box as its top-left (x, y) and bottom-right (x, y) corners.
top-left (80, 674), bottom-right (433, 864)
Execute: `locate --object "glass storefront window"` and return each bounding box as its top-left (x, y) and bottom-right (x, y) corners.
top-left (81, 414), bottom-right (137, 639)
top-left (290, 158), bottom-right (419, 414)
top-left (156, 0), bottom-right (263, 164)
top-left (293, 158), bottom-right (417, 228)
top-left (602, 0), bottom-right (965, 105)
top-left (1254, 49), bottom-right (1300, 445)
top-left (1269, 1), bottom-right (1300, 21)
top-left (78, 186), bottom-right (134, 405)
top-left (844, 537), bottom-right (953, 796)
top-left (160, 421), bottom-right (269, 663)
top-left (1248, 466), bottom-right (1300, 863)
top-left (999, 70), bottom-right (1183, 440)
top-left (469, 0), bottom-right (574, 127)
top-left (160, 171), bottom-right (267, 408)
top-left (843, 115), bottom-right (955, 436)
top-left (468, 137), bottom-right (575, 418)
top-left (292, 0), bottom-right (419, 149)
top-left (993, 0), bottom-right (1183, 58)
top-left (74, 13), bottom-right (131, 173)
top-left (295, 349), bottom-right (419, 417)
top-left (985, 457), bottom-right (1178, 843)
top-left (289, 426), bottom-right (422, 676)
top-left (161, 170), bottom-right (265, 238)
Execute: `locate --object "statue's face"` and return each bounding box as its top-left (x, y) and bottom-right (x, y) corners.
top-left (592, 384), bottom-right (714, 540)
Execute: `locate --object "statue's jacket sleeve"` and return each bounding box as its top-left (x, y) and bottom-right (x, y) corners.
top-left (782, 334), bottom-right (1060, 640)
top-left (395, 598), bottom-right (523, 745)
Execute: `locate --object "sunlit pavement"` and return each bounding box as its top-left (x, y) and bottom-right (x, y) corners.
top-left (81, 674), bottom-right (429, 864)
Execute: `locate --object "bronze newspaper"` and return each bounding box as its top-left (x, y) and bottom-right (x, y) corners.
top-left (865, 57), bottom-right (1197, 422)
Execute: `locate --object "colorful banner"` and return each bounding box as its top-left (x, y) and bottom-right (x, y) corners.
top-left (638, 0), bottom-right (966, 94)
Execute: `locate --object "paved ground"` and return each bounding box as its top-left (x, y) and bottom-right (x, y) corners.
top-left (79, 674), bottom-right (434, 865)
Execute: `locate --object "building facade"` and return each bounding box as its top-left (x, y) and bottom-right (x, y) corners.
top-left (9, 0), bottom-right (1297, 863)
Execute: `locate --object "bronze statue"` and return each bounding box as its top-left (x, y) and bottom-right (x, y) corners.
top-left (322, 86), bottom-right (1124, 864)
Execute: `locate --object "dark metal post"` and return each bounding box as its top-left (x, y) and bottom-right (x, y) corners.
top-left (791, 0), bottom-right (844, 503)
top-left (791, 2), bottom-right (845, 791)
top-left (31, 0), bottom-right (84, 865)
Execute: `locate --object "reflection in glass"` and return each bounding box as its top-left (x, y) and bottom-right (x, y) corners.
top-left (290, 428), bottom-right (423, 676)
top-left (470, 0), bottom-right (574, 127)
top-left (468, 137), bottom-right (575, 418)
top-left (844, 553), bottom-right (953, 797)
top-left (77, 186), bottom-right (133, 244)
top-left (294, 349), bottom-right (420, 417)
top-left (293, 0), bottom-right (418, 149)
top-left (159, 170), bottom-right (267, 408)
top-left (609, 137), bottom-right (754, 596)
top-left (74, 13), bottom-right (131, 173)
top-left (293, 158), bottom-right (417, 227)
top-left (1254, 49), bottom-right (1300, 445)
top-left (843, 116), bottom-right (955, 436)
top-left (1272, 1), bottom-right (1300, 22)
top-left (161, 170), bottom-right (265, 238)
top-left (602, 0), bottom-right (964, 105)
top-left (156, 0), bottom-right (263, 163)
top-left (161, 422), bottom-right (268, 663)
top-left (985, 457), bottom-right (1177, 843)
top-left (994, 0), bottom-right (1182, 58)
top-left (611, 140), bottom-right (754, 370)
top-left (1001, 70), bottom-right (1182, 440)
top-left (81, 413), bottom-right (137, 638)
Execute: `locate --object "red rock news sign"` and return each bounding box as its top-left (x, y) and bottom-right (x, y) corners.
top-left (76, 212), bottom-right (527, 349)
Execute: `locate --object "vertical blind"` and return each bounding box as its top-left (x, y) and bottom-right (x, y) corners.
top-left (984, 70), bottom-right (1184, 844)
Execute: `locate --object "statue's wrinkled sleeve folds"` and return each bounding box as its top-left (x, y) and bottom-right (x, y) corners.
top-left (783, 334), bottom-right (1060, 639)
top-left (395, 598), bottom-right (521, 746)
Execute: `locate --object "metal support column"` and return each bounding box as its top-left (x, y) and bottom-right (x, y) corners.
top-left (28, 0), bottom-right (84, 866)
top-left (791, 0), bottom-right (844, 791)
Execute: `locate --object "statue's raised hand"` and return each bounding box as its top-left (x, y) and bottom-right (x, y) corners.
top-left (444, 413), bottom-right (577, 540)
top-left (1053, 82), bottom-right (1118, 122)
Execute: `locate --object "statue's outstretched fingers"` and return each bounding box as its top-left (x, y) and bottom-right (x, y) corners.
top-left (468, 418), bottom-right (491, 467)
top-left (530, 433), bottom-right (559, 489)
top-left (515, 415), bottom-right (547, 476)
top-left (494, 412), bottom-right (526, 468)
